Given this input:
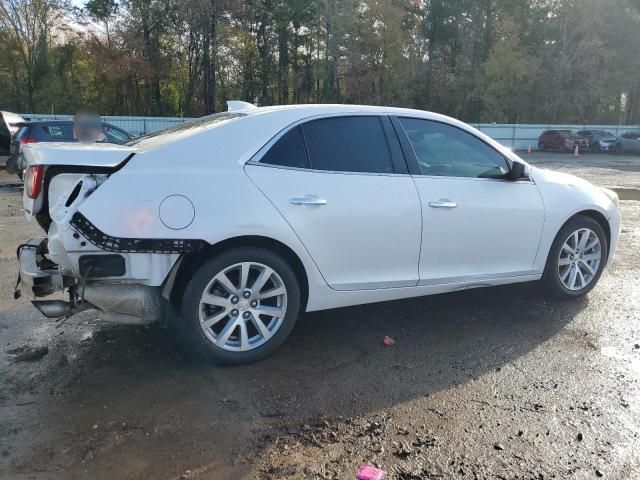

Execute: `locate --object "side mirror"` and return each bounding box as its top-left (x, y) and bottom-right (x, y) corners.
top-left (509, 161), bottom-right (526, 180)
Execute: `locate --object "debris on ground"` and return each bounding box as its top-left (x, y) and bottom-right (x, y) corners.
top-left (356, 465), bottom-right (385, 480)
top-left (7, 345), bottom-right (49, 362)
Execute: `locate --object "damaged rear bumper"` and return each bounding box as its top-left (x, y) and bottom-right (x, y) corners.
top-left (18, 237), bottom-right (166, 325)
top-left (18, 237), bottom-right (69, 297)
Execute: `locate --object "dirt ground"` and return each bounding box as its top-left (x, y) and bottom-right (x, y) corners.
top-left (1, 153), bottom-right (640, 480)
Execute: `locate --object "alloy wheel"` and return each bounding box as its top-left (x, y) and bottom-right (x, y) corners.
top-left (198, 262), bottom-right (288, 351)
top-left (557, 228), bottom-right (602, 291)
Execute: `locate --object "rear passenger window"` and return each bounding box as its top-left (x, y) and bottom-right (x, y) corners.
top-left (261, 126), bottom-right (309, 169)
top-left (44, 124), bottom-right (72, 139)
top-left (302, 116), bottom-right (393, 173)
top-left (46, 126), bottom-right (65, 138)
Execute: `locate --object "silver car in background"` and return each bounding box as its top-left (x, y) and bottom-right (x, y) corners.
top-left (615, 130), bottom-right (640, 154)
top-left (577, 129), bottom-right (616, 152)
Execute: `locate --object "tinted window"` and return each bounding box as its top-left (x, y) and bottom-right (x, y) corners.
top-left (41, 124), bottom-right (73, 140)
top-left (399, 118), bottom-right (509, 179)
top-left (302, 116), bottom-right (393, 173)
top-left (103, 126), bottom-right (131, 144)
top-left (46, 125), bottom-right (68, 138)
top-left (260, 126), bottom-right (309, 169)
top-left (15, 126), bottom-right (31, 141)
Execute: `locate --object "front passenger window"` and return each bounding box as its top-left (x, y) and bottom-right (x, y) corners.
top-left (399, 118), bottom-right (509, 179)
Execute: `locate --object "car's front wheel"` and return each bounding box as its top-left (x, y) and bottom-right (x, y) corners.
top-left (178, 247), bottom-right (301, 364)
top-left (542, 216), bottom-right (608, 300)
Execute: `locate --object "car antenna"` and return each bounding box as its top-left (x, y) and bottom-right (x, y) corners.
top-left (226, 100), bottom-right (257, 112)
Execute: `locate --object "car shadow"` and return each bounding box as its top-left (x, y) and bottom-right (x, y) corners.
top-left (2, 282), bottom-right (589, 479)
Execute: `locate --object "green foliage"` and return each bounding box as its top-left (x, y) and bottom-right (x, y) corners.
top-left (1, 0), bottom-right (640, 122)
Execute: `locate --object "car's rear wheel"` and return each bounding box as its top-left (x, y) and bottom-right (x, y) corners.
top-left (542, 216), bottom-right (608, 300)
top-left (538, 142), bottom-right (545, 152)
top-left (178, 247), bottom-right (301, 364)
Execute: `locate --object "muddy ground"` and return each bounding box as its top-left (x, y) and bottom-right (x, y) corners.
top-left (1, 153), bottom-right (639, 480)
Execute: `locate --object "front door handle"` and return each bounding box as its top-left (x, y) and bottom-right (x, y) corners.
top-left (289, 195), bottom-right (328, 206)
top-left (429, 200), bottom-right (457, 209)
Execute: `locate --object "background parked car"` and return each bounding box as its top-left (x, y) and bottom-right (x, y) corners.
top-left (6, 120), bottom-right (134, 178)
top-left (0, 111), bottom-right (25, 167)
top-left (615, 130), bottom-right (640, 155)
top-left (538, 130), bottom-right (589, 153)
top-left (576, 129), bottom-right (617, 152)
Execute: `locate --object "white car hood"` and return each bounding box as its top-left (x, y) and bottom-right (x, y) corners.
top-left (530, 166), bottom-right (617, 221)
top-left (530, 167), bottom-right (592, 189)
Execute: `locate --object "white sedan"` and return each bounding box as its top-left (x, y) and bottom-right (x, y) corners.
top-left (17, 103), bottom-right (621, 364)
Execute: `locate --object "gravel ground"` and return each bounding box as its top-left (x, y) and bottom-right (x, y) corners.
top-left (0, 156), bottom-right (639, 480)
top-left (524, 151), bottom-right (640, 192)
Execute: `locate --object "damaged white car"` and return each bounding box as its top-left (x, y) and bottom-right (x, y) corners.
top-left (17, 103), bottom-right (621, 364)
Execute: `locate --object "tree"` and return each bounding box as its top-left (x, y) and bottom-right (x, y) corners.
top-left (0, 0), bottom-right (65, 110)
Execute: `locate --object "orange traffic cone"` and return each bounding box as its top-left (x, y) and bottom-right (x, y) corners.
top-left (574, 145), bottom-right (579, 157)
top-left (528, 144), bottom-right (532, 154)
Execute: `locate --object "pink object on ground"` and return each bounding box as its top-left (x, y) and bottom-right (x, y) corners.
top-left (383, 336), bottom-right (395, 346)
top-left (356, 465), bottom-right (386, 480)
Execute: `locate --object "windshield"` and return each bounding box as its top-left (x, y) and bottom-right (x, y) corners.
top-left (557, 130), bottom-right (575, 136)
top-left (125, 112), bottom-right (245, 146)
top-left (596, 130), bottom-right (615, 138)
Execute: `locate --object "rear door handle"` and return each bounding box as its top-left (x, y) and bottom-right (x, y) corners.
top-left (289, 195), bottom-right (328, 206)
top-left (429, 200), bottom-right (457, 209)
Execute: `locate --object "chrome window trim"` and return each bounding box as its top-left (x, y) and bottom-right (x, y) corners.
top-left (244, 161), bottom-right (411, 178)
top-left (246, 111), bottom-right (533, 183)
top-left (410, 173), bottom-right (535, 184)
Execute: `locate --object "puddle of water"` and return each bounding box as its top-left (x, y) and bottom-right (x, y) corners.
top-left (612, 187), bottom-right (640, 201)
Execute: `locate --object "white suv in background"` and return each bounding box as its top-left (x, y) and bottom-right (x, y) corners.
top-left (17, 103), bottom-right (620, 364)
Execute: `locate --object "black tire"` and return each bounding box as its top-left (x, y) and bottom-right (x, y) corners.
top-left (176, 247), bottom-right (302, 364)
top-left (5, 156), bottom-right (18, 176)
top-left (538, 142), bottom-right (545, 152)
top-left (541, 215), bottom-right (608, 300)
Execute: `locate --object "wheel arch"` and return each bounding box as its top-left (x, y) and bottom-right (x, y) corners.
top-left (167, 235), bottom-right (310, 311)
top-left (560, 209), bottom-right (611, 260)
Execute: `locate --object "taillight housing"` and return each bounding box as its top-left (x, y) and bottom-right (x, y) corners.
top-left (19, 137), bottom-right (35, 151)
top-left (25, 165), bottom-right (45, 199)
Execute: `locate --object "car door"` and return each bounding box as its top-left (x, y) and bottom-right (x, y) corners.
top-left (391, 116), bottom-right (545, 285)
top-left (245, 115), bottom-right (422, 291)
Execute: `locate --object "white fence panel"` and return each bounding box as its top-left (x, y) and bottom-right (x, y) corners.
top-left (19, 114), bottom-right (639, 150)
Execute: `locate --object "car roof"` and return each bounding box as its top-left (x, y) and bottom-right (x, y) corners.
top-left (22, 120), bottom-right (73, 125)
top-left (127, 103), bottom-right (477, 152)
top-left (20, 119), bottom-right (130, 134)
top-left (124, 103), bottom-right (519, 167)
top-left (21, 119), bottom-right (124, 127)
